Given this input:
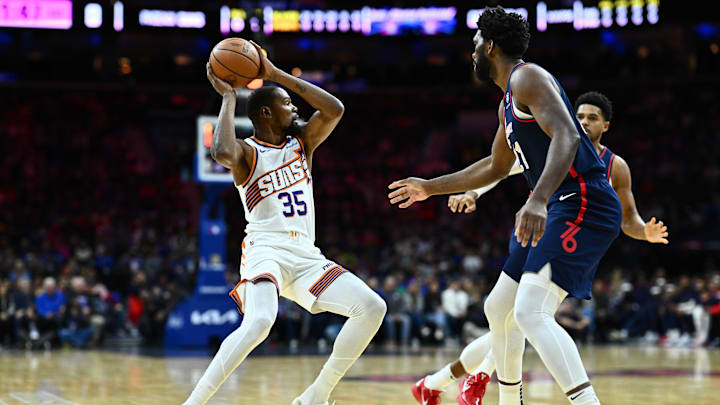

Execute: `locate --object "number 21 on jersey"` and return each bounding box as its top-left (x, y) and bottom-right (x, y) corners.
top-left (505, 121), bottom-right (530, 170)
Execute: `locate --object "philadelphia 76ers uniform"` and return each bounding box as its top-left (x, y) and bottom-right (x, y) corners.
top-left (501, 63), bottom-right (621, 299)
top-left (599, 146), bottom-right (616, 186)
top-left (228, 136), bottom-right (346, 314)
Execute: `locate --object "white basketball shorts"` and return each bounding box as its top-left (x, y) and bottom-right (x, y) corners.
top-left (229, 232), bottom-right (347, 314)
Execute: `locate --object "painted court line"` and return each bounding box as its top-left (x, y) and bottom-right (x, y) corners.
top-left (40, 391), bottom-right (80, 405)
top-left (346, 368), bottom-right (720, 383)
top-left (7, 391), bottom-right (79, 405)
top-left (8, 393), bottom-right (30, 404)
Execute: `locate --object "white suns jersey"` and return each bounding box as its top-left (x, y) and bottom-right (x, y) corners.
top-left (236, 136), bottom-right (315, 240)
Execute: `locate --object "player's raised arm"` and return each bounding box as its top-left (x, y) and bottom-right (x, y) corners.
top-left (611, 155), bottom-right (669, 244)
top-left (388, 102), bottom-right (516, 209)
top-left (206, 63), bottom-right (255, 183)
top-left (511, 66), bottom-right (580, 247)
top-left (249, 41), bottom-right (344, 156)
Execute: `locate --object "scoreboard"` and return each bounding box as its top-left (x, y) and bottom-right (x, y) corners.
top-left (1, 1), bottom-right (662, 34)
top-left (0, 0), bottom-right (72, 29)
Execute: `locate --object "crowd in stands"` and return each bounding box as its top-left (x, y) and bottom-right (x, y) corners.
top-left (1, 25), bottom-right (719, 351)
top-left (2, 262), bottom-right (719, 350)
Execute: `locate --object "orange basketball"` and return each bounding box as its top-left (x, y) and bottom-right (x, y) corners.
top-left (209, 38), bottom-right (261, 88)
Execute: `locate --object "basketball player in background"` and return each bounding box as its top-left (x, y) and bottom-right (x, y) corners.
top-left (413, 91), bottom-right (669, 405)
top-left (183, 42), bottom-right (386, 405)
top-left (391, 7), bottom-right (625, 405)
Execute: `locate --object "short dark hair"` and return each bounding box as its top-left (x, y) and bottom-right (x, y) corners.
top-left (247, 86), bottom-right (280, 124)
top-left (477, 6), bottom-right (530, 59)
top-left (575, 91), bottom-right (613, 122)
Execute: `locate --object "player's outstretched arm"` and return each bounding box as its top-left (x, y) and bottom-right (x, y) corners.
top-left (449, 159), bottom-right (524, 213)
top-left (206, 63), bottom-right (254, 184)
top-left (511, 66), bottom-right (580, 247)
top-left (611, 155), bottom-right (669, 244)
top-left (448, 157), bottom-right (491, 213)
top-left (389, 103), bottom-right (516, 209)
top-left (249, 41), bottom-right (344, 156)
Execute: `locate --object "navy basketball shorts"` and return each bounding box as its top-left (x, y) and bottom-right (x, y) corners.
top-left (503, 175), bottom-right (621, 299)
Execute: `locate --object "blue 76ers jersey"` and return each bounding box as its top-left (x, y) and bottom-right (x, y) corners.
top-left (503, 63), bottom-right (606, 190)
top-left (599, 146), bottom-right (616, 186)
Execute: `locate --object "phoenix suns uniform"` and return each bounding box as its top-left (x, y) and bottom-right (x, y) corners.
top-left (229, 136), bottom-right (346, 313)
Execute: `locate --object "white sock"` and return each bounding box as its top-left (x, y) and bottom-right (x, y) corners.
top-left (424, 363), bottom-right (456, 390)
top-left (459, 332), bottom-right (493, 376)
top-left (472, 352), bottom-right (496, 377)
top-left (183, 281), bottom-right (278, 405)
top-left (297, 273), bottom-right (386, 403)
top-left (498, 381), bottom-right (523, 405)
top-left (568, 385), bottom-right (600, 404)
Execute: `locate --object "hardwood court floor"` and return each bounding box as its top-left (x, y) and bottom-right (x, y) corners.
top-left (0, 345), bottom-right (718, 404)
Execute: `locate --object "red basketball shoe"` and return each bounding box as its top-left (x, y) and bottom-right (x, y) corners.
top-left (456, 372), bottom-right (490, 405)
top-left (411, 377), bottom-right (443, 405)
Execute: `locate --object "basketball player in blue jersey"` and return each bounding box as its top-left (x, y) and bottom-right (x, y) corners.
top-left (574, 91), bottom-right (667, 243)
top-left (183, 42), bottom-right (387, 405)
top-left (390, 7), bottom-right (622, 405)
top-left (451, 91), bottom-right (668, 246)
top-left (410, 91), bottom-right (669, 405)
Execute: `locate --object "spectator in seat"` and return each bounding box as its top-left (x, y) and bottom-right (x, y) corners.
top-left (0, 280), bottom-right (15, 347)
top-left (441, 278), bottom-right (468, 345)
top-left (405, 279), bottom-right (425, 347)
top-left (591, 280), bottom-right (612, 343)
top-left (35, 277), bottom-right (66, 347)
top-left (423, 278), bottom-right (449, 343)
top-left (12, 278), bottom-right (38, 348)
top-left (382, 275), bottom-right (412, 347)
top-left (59, 301), bottom-right (95, 348)
top-left (556, 300), bottom-right (591, 344)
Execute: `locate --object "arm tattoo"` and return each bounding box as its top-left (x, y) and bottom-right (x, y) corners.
top-left (295, 82), bottom-right (308, 93)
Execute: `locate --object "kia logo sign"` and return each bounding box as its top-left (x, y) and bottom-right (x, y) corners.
top-left (190, 309), bottom-right (240, 325)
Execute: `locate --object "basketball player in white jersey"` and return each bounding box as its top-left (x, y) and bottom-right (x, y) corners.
top-left (183, 42), bottom-right (386, 405)
top-left (411, 92), bottom-right (668, 405)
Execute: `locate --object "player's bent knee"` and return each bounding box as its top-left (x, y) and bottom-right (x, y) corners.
top-left (246, 313), bottom-right (276, 340)
top-left (483, 299), bottom-right (498, 324)
top-left (484, 293), bottom-right (507, 326)
top-left (513, 302), bottom-right (546, 338)
top-left (366, 293), bottom-right (387, 322)
top-left (354, 290), bottom-right (386, 323)
top-left (512, 305), bottom-right (534, 332)
top-left (243, 307), bottom-right (277, 339)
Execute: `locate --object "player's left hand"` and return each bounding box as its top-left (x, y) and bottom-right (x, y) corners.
top-left (644, 217), bottom-right (669, 244)
top-left (248, 40), bottom-right (277, 81)
top-left (388, 177), bottom-right (430, 209)
top-left (448, 192), bottom-right (478, 213)
top-left (514, 197), bottom-right (547, 247)
top-left (206, 63), bottom-right (235, 97)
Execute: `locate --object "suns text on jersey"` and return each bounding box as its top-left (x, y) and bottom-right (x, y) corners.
top-left (257, 159), bottom-right (307, 197)
top-left (244, 146), bottom-right (311, 213)
top-left (258, 160), bottom-right (307, 197)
